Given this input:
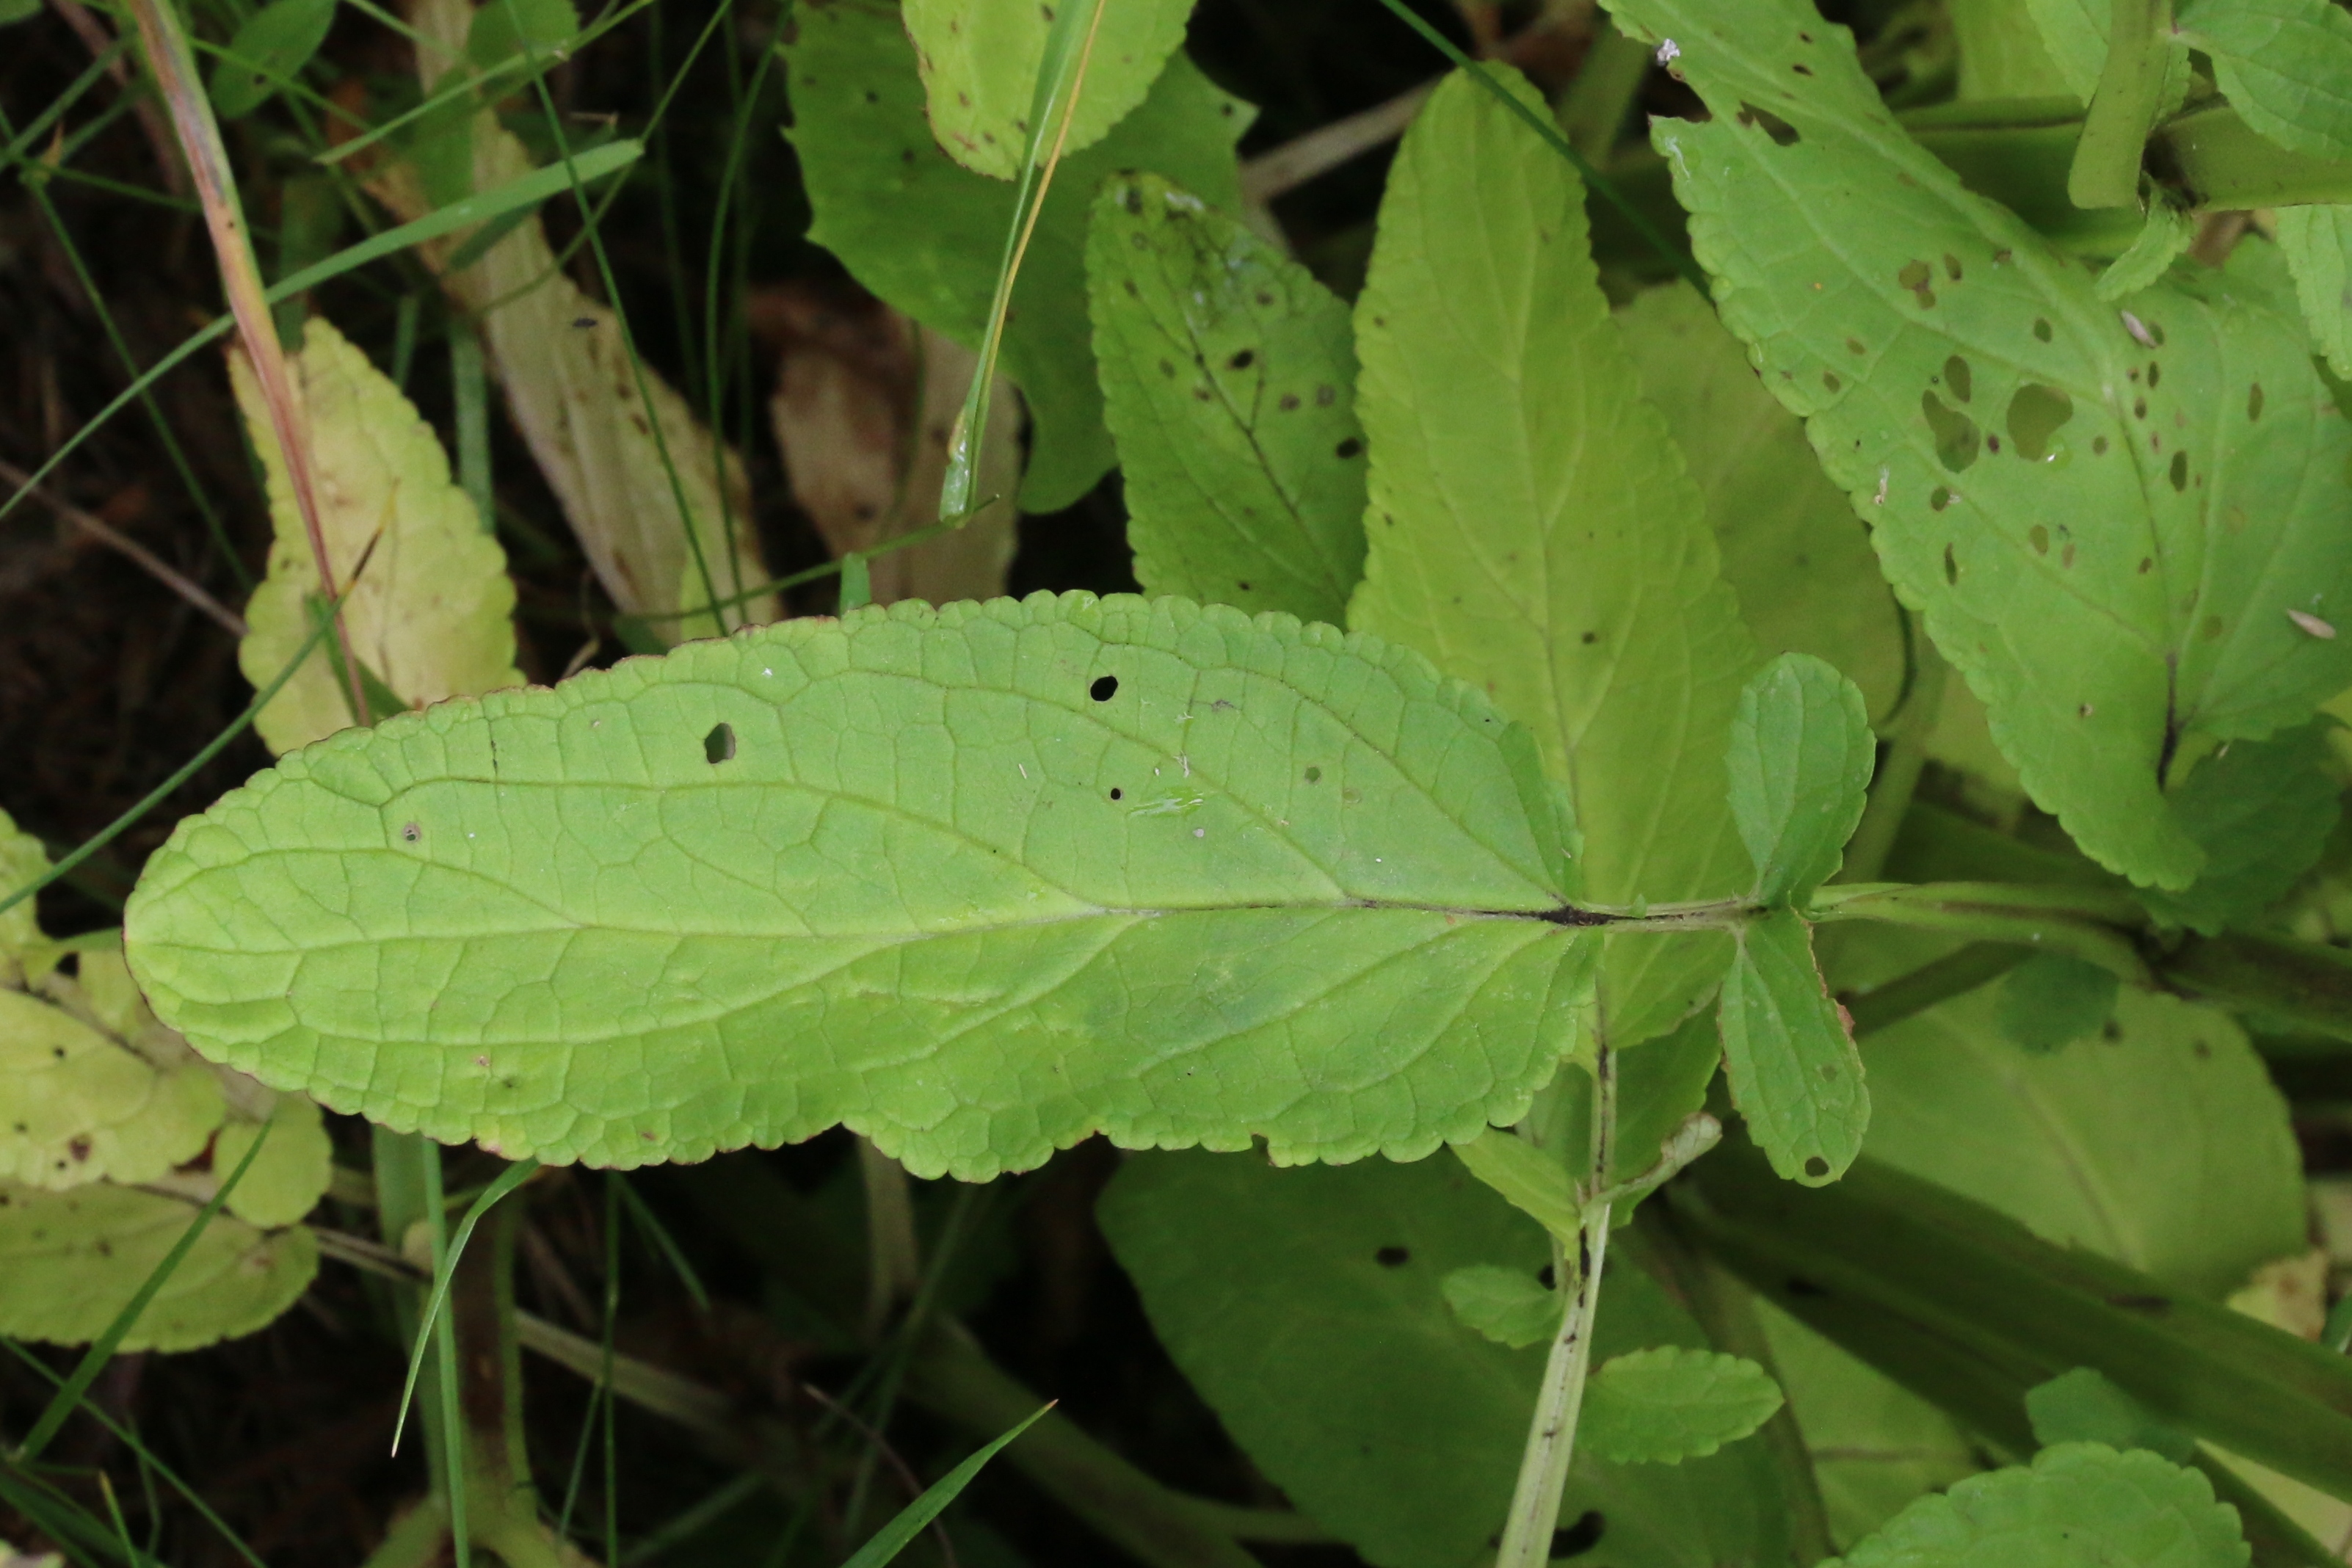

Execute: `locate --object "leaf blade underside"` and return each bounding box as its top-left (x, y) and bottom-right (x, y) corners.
top-left (126, 593), bottom-right (1600, 1178)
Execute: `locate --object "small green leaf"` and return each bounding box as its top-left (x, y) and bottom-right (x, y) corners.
top-left (1582, 1346), bottom-right (1785, 1465)
top-left (1997, 951), bottom-right (2120, 1052)
top-left (1098, 1151), bottom-right (1796, 1568)
top-left (126, 594), bottom-right (1599, 1179)
top-left (465, 0), bottom-right (576, 73)
top-left (785, 0), bottom-right (1252, 511)
top-left (2027, 1368), bottom-right (2197, 1463)
top-left (2141, 722), bottom-right (2342, 934)
top-left (207, 0), bottom-right (337, 118)
top-left (903, 0), bottom-right (1191, 180)
top-left (1718, 909), bottom-right (1868, 1186)
top-left (2096, 199), bottom-right (2195, 301)
top-left (1441, 1263), bottom-right (1558, 1349)
top-left (2176, 0), bottom-right (2352, 158)
top-left (1600, 0), bottom-right (2352, 890)
top-left (1727, 653), bottom-right (1875, 907)
top-left (211, 1092), bottom-right (333, 1229)
top-left (1452, 1130), bottom-right (1582, 1241)
top-left (1087, 173), bottom-right (1366, 627)
top-left (0, 809), bottom-right (44, 968)
top-left (2277, 204), bottom-right (2352, 378)
top-left (0, 1181), bottom-right (318, 1353)
top-left (1822, 1443), bottom-right (2248, 1568)
top-left (1349, 68), bottom-right (1759, 1043)
top-left (231, 316), bottom-right (524, 755)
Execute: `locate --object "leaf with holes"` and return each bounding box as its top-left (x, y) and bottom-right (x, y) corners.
top-left (1823, 1442), bottom-right (2246, 1568)
top-left (124, 593), bottom-right (1606, 1179)
top-left (902, 0), bottom-right (1193, 180)
top-left (1097, 1150), bottom-right (1795, 1568)
top-left (1349, 69), bottom-right (1758, 1046)
top-left (785, 0), bottom-right (1251, 512)
top-left (1582, 1346), bottom-right (1786, 1465)
top-left (1717, 908), bottom-right (1867, 1185)
top-left (1088, 173), bottom-right (1366, 627)
top-left (2174, 0), bottom-right (2352, 159)
top-left (232, 316), bottom-right (524, 754)
top-left (1600, 0), bottom-right (2352, 891)
top-left (1726, 653), bottom-right (1875, 907)
top-left (0, 1181), bottom-right (319, 1353)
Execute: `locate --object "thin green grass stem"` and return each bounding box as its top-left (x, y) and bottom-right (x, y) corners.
top-left (391, 1158), bottom-right (540, 1456)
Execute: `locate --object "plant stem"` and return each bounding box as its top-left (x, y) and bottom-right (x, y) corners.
top-left (2069, 0), bottom-right (2174, 208)
top-left (1494, 1042), bottom-right (1616, 1568)
top-left (857, 1139), bottom-right (921, 1340)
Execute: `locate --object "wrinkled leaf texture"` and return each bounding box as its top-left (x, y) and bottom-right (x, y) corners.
top-left (1602, 0), bottom-right (2352, 891)
top-left (126, 594), bottom-right (1603, 1179)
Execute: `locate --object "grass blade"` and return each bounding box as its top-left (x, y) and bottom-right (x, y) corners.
top-left (838, 1405), bottom-right (1053, 1568)
top-left (12, 1121), bottom-right (275, 1464)
top-left (389, 1157), bottom-right (540, 1457)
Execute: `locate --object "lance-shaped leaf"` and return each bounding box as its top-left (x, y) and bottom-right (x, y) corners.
top-left (1718, 909), bottom-right (1867, 1185)
top-left (125, 594), bottom-right (1602, 1180)
top-left (1349, 69), bottom-right (1759, 1045)
top-left (0, 1180), bottom-right (319, 1353)
top-left (1088, 173), bottom-right (1366, 627)
top-left (1823, 1442), bottom-right (2247, 1568)
top-left (1726, 653), bottom-right (1875, 907)
top-left (2174, 0), bottom-right (2352, 159)
top-left (904, 0), bottom-right (1192, 180)
top-left (232, 316), bottom-right (525, 754)
top-left (1600, 0), bottom-right (2352, 890)
top-left (1582, 1346), bottom-right (1786, 1465)
top-left (785, 0), bottom-right (1251, 512)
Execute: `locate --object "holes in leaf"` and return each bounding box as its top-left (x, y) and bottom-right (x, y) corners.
top-left (1553, 1513), bottom-right (1607, 1558)
top-left (2147, 360), bottom-right (2161, 388)
top-left (2033, 317), bottom-right (2053, 342)
top-left (2249, 382), bottom-right (2266, 421)
top-left (1944, 543), bottom-right (1959, 584)
top-left (2006, 384), bottom-right (2075, 463)
top-left (1109, 788), bottom-right (1123, 801)
top-left (1374, 1245), bottom-right (1410, 1268)
top-left (401, 822), bottom-right (421, 843)
top-left (703, 723), bottom-right (736, 764)
top-left (1335, 437), bottom-right (1364, 459)
top-left (1304, 766), bottom-right (1322, 783)
top-left (2169, 451), bottom-right (2189, 490)
top-left (1920, 390), bottom-right (1980, 471)
top-left (1735, 102), bottom-right (1799, 145)
top-left (1537, 1263), bottom-right (1557, 1288)
top-left (1089, 675), bottom-right (1119, 702)
top-left (1942, 355), bottom-right (1972, 402)
top-left (1896, 260), bottom-right (1936, 308)
top-left (2133, 395), bottom-right (2148, 420)
top-left (1930, 486), bottom-right (1951, 511)
top-left (1943, 253), bottom-right (1964, 280)
top-left (1228, 349), bottom-right (1256, 371)
top-left (1804, 1155), bottom-right (1831, 1179)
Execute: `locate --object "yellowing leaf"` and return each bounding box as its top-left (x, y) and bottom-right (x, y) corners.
top-left (904, 0), bottom-right (1193, 180)
top-left (0, 1180), bottom-right (319, 1352)
top-left (211, 1090), bottom-right (333, 1229)
top-left (231, 316), bottom-right (525, 754)
top-left (374, 0), bottom-right (777, 638)
top-left (0, 988), bottom-right (222, 1190)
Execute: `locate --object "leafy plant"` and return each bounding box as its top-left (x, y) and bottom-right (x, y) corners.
top-left (7, 0), bottom-right (2352, 1563)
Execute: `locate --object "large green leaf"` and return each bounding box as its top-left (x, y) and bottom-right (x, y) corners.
top-left (0, 1181), bottom-right (319, 1353)
top-left (902, 0), bottom-right (1191, 179)
top-left (1619, 285), bottom-right (1906, 724)
top-left (1087, 173), bottom-right (1366, 627)
top-left (2175, 0), bottom-right (2352, 159)
top-left (1861, 981), bottom-right (2306, 1301)
top-left (1600, 0), bottom-right (2352, 890)
top-left (1718, 909), bottom-right (1867, 1185)
top-left (126, 594), bottom-right (1603, 1179)
top-left (1349, 69), bottom-right (1758, 1045)
top-left (1824, 1442), bottom-right (2246, 1568)
top-left (1097, 1150), bottom-right (1793, 1568)
top-left (785, 1), bottom-right (1251, 512)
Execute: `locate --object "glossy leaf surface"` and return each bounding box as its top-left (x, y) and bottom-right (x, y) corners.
top-left (127, 594), bottom-right (1600, 1179)
top-left (1088, 173), bottom-right (1366, 627)
top-left (786, 0), bottom-right (1250, 511)
top-left (1349, 70), bottom-right (1756, 1042)
top-left (1717, 909), bottom-right (1867, 1185)
top-left (1603, 0), bottom-right (2352, 890)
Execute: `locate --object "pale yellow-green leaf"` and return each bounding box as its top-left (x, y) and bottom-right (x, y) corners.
top-left (0, 1180), bottom-right (318, 1351)
top-left (211, 1090), bottom-right (333, 1229)
top-left (0, 988), bottom-right (222, 1191)
top-left (1349, 70), bottom-right (1757, 1043)
top-left (0, 807), bottom-right (46, 978)
top-left (231, 316), bottom-right (525, 754)
top-left (371, 10), bottom-right (777, 639)
top-left (904, 0), bottom-right (1193, 180)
